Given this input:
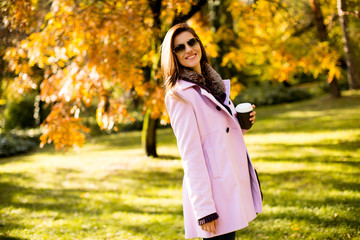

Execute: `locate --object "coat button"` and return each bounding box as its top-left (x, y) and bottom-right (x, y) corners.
top-left (229, 101), bottom-right (231, 105)
top-left (216, 106), bottom-right (221, 111)
top-left (226, 127), bottom-right (229, 133)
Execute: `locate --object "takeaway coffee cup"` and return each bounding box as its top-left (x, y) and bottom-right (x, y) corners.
top-left (235, 103), bottom-right (253, 130)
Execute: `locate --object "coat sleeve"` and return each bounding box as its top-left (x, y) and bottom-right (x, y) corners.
top-left (165, 91), bottom-right (217, 220)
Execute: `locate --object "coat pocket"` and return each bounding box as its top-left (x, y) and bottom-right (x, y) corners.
top-left (205, 148), bottom-right (221, 178)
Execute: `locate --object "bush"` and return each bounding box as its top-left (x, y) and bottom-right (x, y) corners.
top-left (234, 82), bottom-right (316, 106)
top-left (4, 94), bottom-right (37, 130)
top-left (0, 133), bottom-right (39, 158)
top-left (4, 94), bottom-right (51, 131)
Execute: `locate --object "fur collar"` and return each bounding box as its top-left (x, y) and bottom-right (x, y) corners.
top-left (179, 63), bottom-right (225, 99)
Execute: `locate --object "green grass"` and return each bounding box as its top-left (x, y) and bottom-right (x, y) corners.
top-left (1, 90), bottom-right (360, 240)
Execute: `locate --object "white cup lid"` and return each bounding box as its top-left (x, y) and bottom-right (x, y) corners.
top-left (235, 103), bottom-right (252, 113)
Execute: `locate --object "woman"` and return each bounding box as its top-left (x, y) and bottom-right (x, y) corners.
top-left (161, 23), bottom-right (263, 240)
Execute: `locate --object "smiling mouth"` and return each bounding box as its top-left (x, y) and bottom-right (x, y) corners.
top-left (186, 54), bottom-right (197, 60)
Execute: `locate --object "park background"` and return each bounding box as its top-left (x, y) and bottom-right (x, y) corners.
top-left (0, 0), bottom-right (359, 239)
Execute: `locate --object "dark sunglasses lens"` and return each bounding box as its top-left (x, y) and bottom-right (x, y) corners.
top-left (188, 38), bottom-right (198, 47)
top-left (174, 44), bottom-right (185, 54)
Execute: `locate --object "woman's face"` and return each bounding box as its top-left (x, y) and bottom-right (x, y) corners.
top-left (173, 31), bottom-right (202, 74)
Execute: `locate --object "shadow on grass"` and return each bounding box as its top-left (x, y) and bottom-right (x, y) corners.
top-left (0, 169), bottom-right (184, 238)
top-left (109, 168), bottom-right (183, 191)
top-left (252, 137), bottom-right (360, 166)
top-left (0, 235), bottom-right (28, 240)
top-left (260, 170), bottom-right (360, 205)
top-left (257, 94), bottom-right (360, 117)
top-left (258, 155), bottom-right (359, 167)
top-left (121, 220), bottom-right (184, 239)
top-left (86, 131), bottom-right (142, 150)
top-left (157, 154), bottom-right (180, 160)
top-left (85, 127), bottom-right (176, 152)
top-left (0, 222), bottom-right (27, 240)
top-left (1, 163), bottom-right (358, 239)
top-left (255, 149), bottom-right (358, 167)
top-left (0, 167), bottom-right (184, 217)
top-left (277, 140), bottom-right (360, 153)
top-left (240, 208), bottom-right (360, 239)
top-left (237, 166), bottom-right (360, 238)
top-left (0, 153), bottom-right (35, 165)
top-left (250, 192), bottom-right (360, 238)
top-left (252, 94), bottom-right (360, 134)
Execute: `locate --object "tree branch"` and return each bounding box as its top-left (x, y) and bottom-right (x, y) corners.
top-left (172, 0), bottom-right (207, 26)
top-left (340, 10), bottom-right (360, 18)
top-left (149, 0), bottom-right (162, 29)
top-left (328, 10), bottom-right (359, 31)
top-left (291, 21), bottom-right (315, 37)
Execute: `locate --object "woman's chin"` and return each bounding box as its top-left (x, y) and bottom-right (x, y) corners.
top-left (183, 61), bottom-right (200, 70)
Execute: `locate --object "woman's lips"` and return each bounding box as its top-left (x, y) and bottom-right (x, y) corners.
top-left (186, 53), bottom-right (196, 60)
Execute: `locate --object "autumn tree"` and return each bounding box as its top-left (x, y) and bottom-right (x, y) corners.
top-left (0, 0), bottom-right (42, 99)
top-left (337, 0), bottom-right (360, 89)
top-left (310, 0), bottom-right (341, 97)
top-left (2, 0), bottom-right (207, 155)
top-left (1, 0), bottom-right (51, 125)
top-left (3, 0), bottom-right (359, 155)
top-left (3, 0), bottom-right (152, 150)
top-left (220, 0), bottom-right (345, 95)
top-left (308, 0), bottom-right (360, 96)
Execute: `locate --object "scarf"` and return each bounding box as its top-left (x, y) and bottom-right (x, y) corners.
top-left (178, 63), bottom-right (226, 103)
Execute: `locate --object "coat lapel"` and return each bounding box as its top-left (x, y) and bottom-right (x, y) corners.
top-left (179, 80), bottom-right (240, 128)
top-left (199, 87), bottom-right (234, 117)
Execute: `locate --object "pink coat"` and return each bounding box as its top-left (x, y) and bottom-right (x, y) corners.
top-left (165, 79), bottom-right (263, 239)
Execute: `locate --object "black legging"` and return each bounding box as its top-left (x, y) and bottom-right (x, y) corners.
top-left (203, 231), bottom-right (236, 240)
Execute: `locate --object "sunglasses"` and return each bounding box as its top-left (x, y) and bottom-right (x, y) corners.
top-left (173, 37), bottom-right (200, 55)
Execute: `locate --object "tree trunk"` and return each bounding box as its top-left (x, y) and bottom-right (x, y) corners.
top-left (142, 36), bottom-right (161, 157)
top-left (141, 0), bottom-right (207, 157)
top-left (142, 55), bottom-right (160, 157)
top-left (0, 59), bottom-right (7, 100)
top-left (0, 65), bottom-right (3, 100)
top-left (310, 0), bottom-right (341, 97)
top-left (142, 109), bottom-right (158, 157)
top-left (337, 0), bottom-right (360, 89)
top-left (208, 0), bottom-right (234, 79)
top-left (141, 0), bottom-right (163, 158)
top-left (309, 0), bottom-right (327, 42)
top-left (329, 77), bottom-right (341, 98)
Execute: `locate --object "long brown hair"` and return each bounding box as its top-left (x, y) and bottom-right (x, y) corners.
top-left (161, 23), bottom-right (208, 95)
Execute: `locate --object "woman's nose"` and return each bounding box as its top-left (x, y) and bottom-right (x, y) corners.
top-left (184, 44), bottom-right (193, 53)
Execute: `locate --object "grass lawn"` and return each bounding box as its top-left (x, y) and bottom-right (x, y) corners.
top-left (1, 90), bottom-right (359, 240)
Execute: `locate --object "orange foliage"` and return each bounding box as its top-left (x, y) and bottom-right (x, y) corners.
top-left (225, 0), bottom-right (341, 86)
top-left (4, 0), bottom-right (344, 151)
top-left (4, 0), bottom-right (154, 150)
top-left (3, 0), bottom-right (208, 150)
top-left (40, 102), bottom-right (90, 150)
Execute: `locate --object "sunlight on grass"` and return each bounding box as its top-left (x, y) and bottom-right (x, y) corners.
top-left (1, 91), bottom-right (359, 239)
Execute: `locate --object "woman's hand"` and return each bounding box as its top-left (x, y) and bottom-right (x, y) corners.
top-left (201, 219), bottom-right (217, 234)
top-left (250, 104), bottom-right (256, 124)
top-left (234, 105), bottom-right (256, 125)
